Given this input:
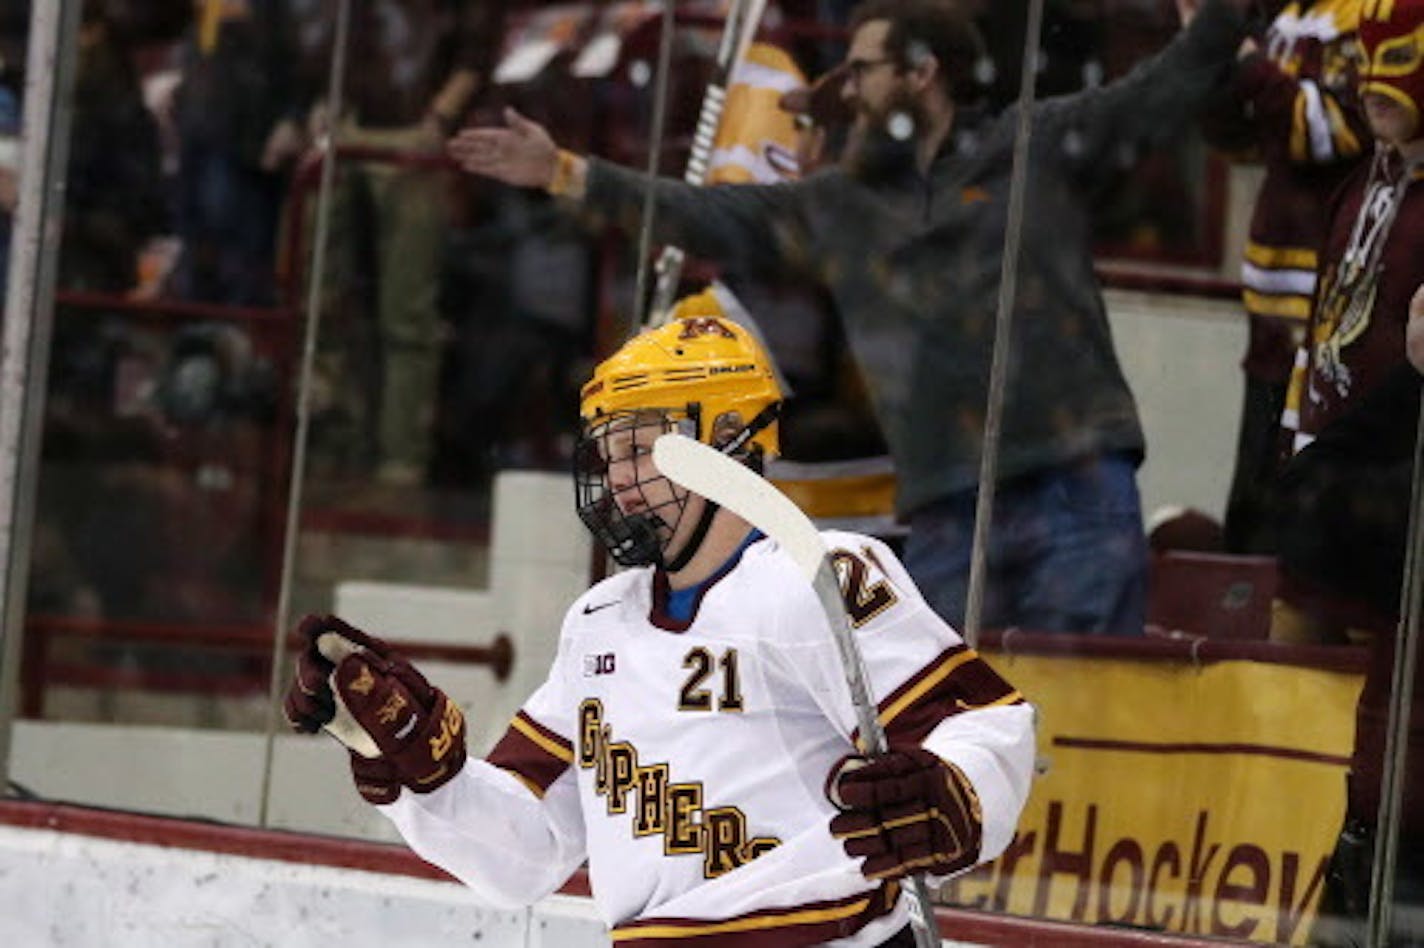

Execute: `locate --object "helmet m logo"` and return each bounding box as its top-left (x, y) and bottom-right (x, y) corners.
top-left (678, 318), bottom-right (737, 340)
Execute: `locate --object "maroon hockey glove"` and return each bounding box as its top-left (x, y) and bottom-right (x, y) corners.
top-left (283, 614), bottom-right (467, 805)
top-left (284, 614), bottom-right (345, 733)
top-left (283, 613), bottom-right (394, 733)
top-left (827, 748), bottom-right (983, 881)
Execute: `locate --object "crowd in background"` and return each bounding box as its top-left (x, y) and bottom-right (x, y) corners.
top-left (1, 0), bottom-right (1415, 688)
top-left (2, 0), bottom-right (1202, 629)
top-left (3, 0), bottom-right (1424, 942)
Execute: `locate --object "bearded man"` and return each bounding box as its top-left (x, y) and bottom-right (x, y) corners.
top-left (448, 0), bottom-right (1255, 636)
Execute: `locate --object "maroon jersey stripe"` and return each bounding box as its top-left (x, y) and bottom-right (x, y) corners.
top-left (866, 645), bottom-right (1023, 748)
top-left (610, 880), bottom-right (901, 946)
top-left (486, 711), bottom-right (573, 798)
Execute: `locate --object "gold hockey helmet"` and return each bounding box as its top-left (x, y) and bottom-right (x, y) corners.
top-left (580, 295), bottom-right (783, 459)
top-left (574, 296), bottom-right (784, 568)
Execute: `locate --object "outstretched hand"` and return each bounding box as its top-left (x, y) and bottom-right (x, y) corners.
top-left (447, 107), bottom-right (560, 188)
top-left (1407, 284), bottom-right (1424, 374)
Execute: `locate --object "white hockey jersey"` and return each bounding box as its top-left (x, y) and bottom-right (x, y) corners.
top-left (379, 530), bottom-right (1036, 947)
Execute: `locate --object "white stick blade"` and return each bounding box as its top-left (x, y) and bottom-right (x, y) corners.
top-left (652, 434), bottom-right (824, 582)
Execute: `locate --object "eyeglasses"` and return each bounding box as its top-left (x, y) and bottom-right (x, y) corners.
top-left (844, 57), bottom-right (898, 86)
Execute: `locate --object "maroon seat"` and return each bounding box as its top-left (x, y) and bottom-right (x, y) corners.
top-left (1146, 552), bottom-right (1279, 640)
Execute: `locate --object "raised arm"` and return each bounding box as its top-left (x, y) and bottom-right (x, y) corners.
top-left (283, 614), bottom-right (586, 907)
top-left (1034, 0), bottom-right (1252, 186)
top-left (448, 108), bottom-right (813, 278)
top-left (448, 107), bottom-right (573, 191)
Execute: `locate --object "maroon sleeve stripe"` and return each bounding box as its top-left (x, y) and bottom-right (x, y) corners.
top-left (867, 646), bottom-right (1024, 748)
top-left (485, 711), bottom-right (573, 799)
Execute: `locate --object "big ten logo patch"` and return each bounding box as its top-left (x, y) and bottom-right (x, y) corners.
top-left (584, 652), bottom-right (617, 677)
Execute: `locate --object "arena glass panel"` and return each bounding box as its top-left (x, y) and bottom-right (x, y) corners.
top-left (0, 0), bottom-right (314, 829)
top-left (0, 1), bottom-right (1419, 945)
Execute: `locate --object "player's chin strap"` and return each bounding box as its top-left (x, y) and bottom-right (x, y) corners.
top-left (661, 402), bottom-right (781, 572)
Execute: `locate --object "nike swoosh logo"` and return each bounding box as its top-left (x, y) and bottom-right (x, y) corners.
top-left (583, 601), bottom-right (618, 615)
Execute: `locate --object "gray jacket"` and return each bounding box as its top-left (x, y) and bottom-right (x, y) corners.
top-left (584, 0), bottom-right (1246, 516)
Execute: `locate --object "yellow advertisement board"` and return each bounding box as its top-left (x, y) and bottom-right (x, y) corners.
top-left (943, 652), bottom-right (1364, 944)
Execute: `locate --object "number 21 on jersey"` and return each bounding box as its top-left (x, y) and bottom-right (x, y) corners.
top-left (679, 647), bottom-right (744, 712)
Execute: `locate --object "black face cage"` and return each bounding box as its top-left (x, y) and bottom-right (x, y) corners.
top-left (574, 409), bottom-right (699, 567)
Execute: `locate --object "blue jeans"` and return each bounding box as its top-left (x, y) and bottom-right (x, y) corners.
top-left (904, 453), bottom-right (1147, 636)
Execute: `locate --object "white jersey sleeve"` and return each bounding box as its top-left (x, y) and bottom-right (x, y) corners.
top-left (767, 531), bottom-right (1037, 865)
top-left (377, 621), bottom-right (588, 908)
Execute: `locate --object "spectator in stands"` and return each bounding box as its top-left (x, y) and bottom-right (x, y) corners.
top-left (1261, 0), bottom-right (1424, 938)
top-left (1273, 2), bottom-right (1424, 645)
top-left (438, 182), bottom-right (593, 485)
top-left (168, 0), bottom-right (304, 306)
top-left (448, 0), bottom-right (1256, 635)
top-left (298, 1), bottom-right (488, 489)
top-left (61, 0), bottom-right (169, 293)
top-left (1198, 0), bottom-right (1370, 555)
top-left (721, 57), bottom-right (890, 469)
top-left (759, 67), bottom-right (897, 533)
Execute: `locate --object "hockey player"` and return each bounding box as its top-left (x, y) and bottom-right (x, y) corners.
top-left (284, 313), bottom-right (1036, 947)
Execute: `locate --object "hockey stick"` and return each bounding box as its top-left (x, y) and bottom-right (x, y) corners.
top-left (630, 0), bottom-right (678, 332)
top-left (651, 433), bottom-right (942, 948)
top-left (963, 0), bottom-right (1044, 649)
top-left (642, 0), bottom-right (769, 328)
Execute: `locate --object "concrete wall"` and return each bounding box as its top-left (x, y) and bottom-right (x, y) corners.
top-left (1106, 288), bottom-right (1246, 523)
top-left (0, 823), bottom-right (607, 947)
